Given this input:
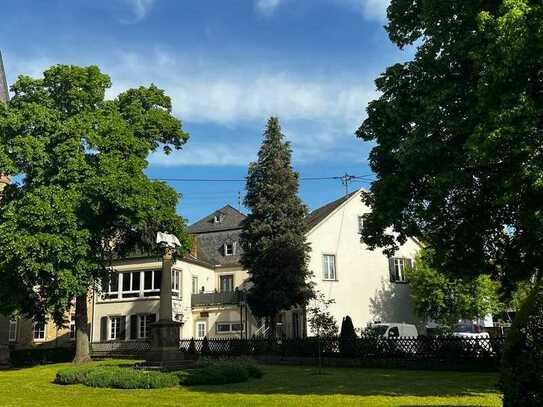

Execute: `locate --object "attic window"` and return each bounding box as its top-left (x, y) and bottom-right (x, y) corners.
top-left (213, 214), bottom-right (224, 224)
top-left (224, 242), bottom-right (236, 256)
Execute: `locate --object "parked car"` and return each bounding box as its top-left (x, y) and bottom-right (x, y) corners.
top-left (451, 324), bottom-right (493, 355)
top-left (370, 323), bottom-right (419, 338)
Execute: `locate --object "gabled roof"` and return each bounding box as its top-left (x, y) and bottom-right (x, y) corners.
top-left (0, 51), bottom-right (9, 104)
top-left (188, 204), bottom-right (246, 234)
top-left (305, 190), bottom-right (360, 231)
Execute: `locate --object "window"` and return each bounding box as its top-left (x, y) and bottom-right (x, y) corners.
top-left (172, 269), bottom-right (180, 296)
top-left (388, 326), bottom-right (400, 338)
top-left (138, 314), bottom-right (155, 339)
top-left (389, 258), bottom-right (412, 283)
top-left (192, 276), bottom-right (199, 294)
top-left (196, 321), bottom-right (207, 339)
top-left (213, 214), bottom-right (223, 224)
top-left (8, 320), bottom-right (17, 342)
top-left (102, 270), bottom-right (163, 300)
top-left (224, 242), bottom-right (236, 256)
top-left (220, 275), bottom-right (234, 292)
top-left (120, 271), bottom-right (141, 298)
top-left (110, 316), bottom-right (121, 340)
top-left (216, 322), bottom-right (242, 334)
top-left (323, 254), bottom-right (337, 280)
top-left (358, 216), bottom-right (364, 234)
top-left (143, 269), bottom-right (161, 297)
top-left (33, 322), bottom-right (46, 341)
top-left (69, 315), bottom-right (76, 339)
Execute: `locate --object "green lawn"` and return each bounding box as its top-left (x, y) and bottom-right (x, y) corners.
top-left (0, 360), bottom-right (502, 407)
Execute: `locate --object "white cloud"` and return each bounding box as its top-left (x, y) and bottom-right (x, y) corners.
top-left (338, 0), bottom-right (390, 22)
top-left (255, 0), bottom-right (282, 15)
top-left (120, 0), bottom-right (156, 23)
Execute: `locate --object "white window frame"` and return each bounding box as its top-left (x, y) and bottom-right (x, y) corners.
top-left (392, 257), bottom-right (411, 283)
top-left (138, 314), bottom-right (155, 339)
top-left (358, 215), bottom-right (364, 234)
top-left (195, 321), bottom-right (207, 339)
top-left (8, 320), bottom-right (17, 342)
top-left (216, 322), bottom-right (242, 334)
top-left (172, 269), bottom-right (180, 296)
top-left (192, 276), bottom-right (199, 294)
top-left (224, 242), bottom-right (236, 256)
top-left (69, 315), bottom-right (76, 339)
top-left (102, 269), bottom-right (161, 301)
top-left (213, 214), bottom-right (223, 224)
top-left (219, 274), bottom-right (234, 292)
top-left (33, 322), bottom-right (46, 342)
top-left (109, 316), bottom-right (122, 340)
top-left (323, 254), bottom-right (337, 281)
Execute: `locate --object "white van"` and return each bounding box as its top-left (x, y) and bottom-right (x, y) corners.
top-left (370, 322), bottom-right (418, 338)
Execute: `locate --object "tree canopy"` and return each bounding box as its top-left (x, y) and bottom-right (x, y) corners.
top-left (0, 65), bottom-right (190, 360)
top-left (407, 249), bottom-right (502, 327)
top-left (240, 117), bottom-right (313, 336)
top-left (357, 0), bottom-right (543, 292)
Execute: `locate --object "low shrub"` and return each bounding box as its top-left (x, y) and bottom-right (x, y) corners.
top-left (55, 365), bottom-right (94, 385)
top-left (179, 360), bottom-right (262, 386)
top-left (55, 365), bottom-right (178, 389)
top-left (12, 347), bottom-right (74, 366)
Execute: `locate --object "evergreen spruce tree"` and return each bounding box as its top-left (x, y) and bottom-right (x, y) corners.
top-left (240, 117), bottom-right (313, 339)
top-left (339, 316), bottom-right (357, 357)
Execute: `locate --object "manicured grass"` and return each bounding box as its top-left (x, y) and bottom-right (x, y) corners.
top-left (0, 360), bottom-right (502, 406)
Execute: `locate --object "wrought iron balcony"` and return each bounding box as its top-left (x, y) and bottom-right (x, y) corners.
top-left (191, 290), bottom-right (241, 307)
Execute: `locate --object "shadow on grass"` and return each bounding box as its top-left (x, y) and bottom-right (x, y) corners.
top-left (186, 366), bottom-right (500, 398)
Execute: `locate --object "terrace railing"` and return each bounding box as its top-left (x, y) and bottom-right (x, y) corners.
top-left (191, 290), bottom-right (241, 307)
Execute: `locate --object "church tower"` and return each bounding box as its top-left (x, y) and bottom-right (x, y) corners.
top-left (0, 51), bottom-right (10, 193)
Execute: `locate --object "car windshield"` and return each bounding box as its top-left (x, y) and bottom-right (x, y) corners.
top-left (371, 325), bottom-right (389, 335)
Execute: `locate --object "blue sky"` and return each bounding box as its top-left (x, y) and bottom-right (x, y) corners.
top-left (1, 0), bottom-right (412, 224)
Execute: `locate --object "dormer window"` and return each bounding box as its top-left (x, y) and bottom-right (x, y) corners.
top-left (213, 214), bottom-right (224, 224)
top-left (224, 242), bottom-right (236, 256)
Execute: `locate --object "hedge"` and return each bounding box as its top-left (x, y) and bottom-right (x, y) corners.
top-left (11, 347), bottom-right (74, 366)
top-left (178, 360), bottom-right (263, 386)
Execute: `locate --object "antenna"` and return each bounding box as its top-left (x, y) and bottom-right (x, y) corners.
top-left (237, 191), bottom-right (242, 212)
top-left (340, 173), bottom-right (356, 195)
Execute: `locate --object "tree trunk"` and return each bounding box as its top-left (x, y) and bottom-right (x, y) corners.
top-left (73, 292), bottom-right (91, 363)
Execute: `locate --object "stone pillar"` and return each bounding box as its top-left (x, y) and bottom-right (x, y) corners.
top-left (147, 247), bottom-right (184, 368)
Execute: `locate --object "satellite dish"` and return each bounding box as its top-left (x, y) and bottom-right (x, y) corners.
top-left (156, 232), bottom-right (181, 249)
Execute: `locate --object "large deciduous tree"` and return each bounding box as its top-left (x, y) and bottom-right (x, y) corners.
top-left (0, 65), bottom-right (190, 362)
top-left (357, 1), bottom-right (543, 404)
top-left (240, 117), bottom-right (313, 338)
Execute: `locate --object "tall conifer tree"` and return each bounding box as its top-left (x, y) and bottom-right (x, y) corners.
top-left (241, 117), bottom-right (313, 338)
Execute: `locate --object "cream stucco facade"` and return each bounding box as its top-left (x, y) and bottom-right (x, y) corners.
top-left (305, 190), bottom-right (422, 335)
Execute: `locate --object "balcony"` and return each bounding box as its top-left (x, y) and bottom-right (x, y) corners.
top-left (191, 290), bottom-right (241, 307)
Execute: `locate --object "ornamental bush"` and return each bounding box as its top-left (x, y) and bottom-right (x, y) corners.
top-left (55, 365), bottom-right (178, 389)
top-left (501, 278), bottom-right (543, 406)
top-left (178, 360), bottom-right (262, 386)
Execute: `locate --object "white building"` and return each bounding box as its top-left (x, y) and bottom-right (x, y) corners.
top-left (91, 189), bottom-right (422, 343)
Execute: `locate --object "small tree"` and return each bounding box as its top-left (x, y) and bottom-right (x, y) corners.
top-left (406, 249), bottom-right (503, 327)
top-left (240, 117), bottom-right (313, 339)
top-left (306, 292), bottom-right (338, 338)
top-left (339, 316), bottom-right (357, 357)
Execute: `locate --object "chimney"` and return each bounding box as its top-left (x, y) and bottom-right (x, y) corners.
top-left (190, 235), bottom-right (198, 258)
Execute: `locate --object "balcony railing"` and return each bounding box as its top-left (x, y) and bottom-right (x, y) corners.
top-left (191, 290), bottom-right (241, 307)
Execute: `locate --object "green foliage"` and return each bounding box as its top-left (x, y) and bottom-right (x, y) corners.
top-left (358, 0), bottom-right (543, 292)
top-left (178, 361), bottom-right (262, 386)
top-left (307, 292), bottom-right (338, 337)
top-left (0, 65), bottom-right (189, 332)
top-left (55, 365), bottom-right (178, 389)
top-left (187, 338), bottom-right (197, 355)
top-left (201, 336), bottom-right (210, 355)
top-left (501, 277), bottom-right (543, 406)
top-left (406, 249), bottom-right (503, 326)
top-left (10, 347), bottom-right (74, 367)
top-left (339, 316), bottom-right (358, 357)
top-left (240, 117), bottom-right (313, 330)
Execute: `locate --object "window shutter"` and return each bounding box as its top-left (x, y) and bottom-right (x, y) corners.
top-left (388, 258), bottom-right (396, 282)
top-left (233, 242), bottom-right (237, 255)
top-left (119, 316), bottom-right (126, 340)
top-left (100, 316), bottom-right (108, 341)
top-left (130, 315), bottom-right (138, 340)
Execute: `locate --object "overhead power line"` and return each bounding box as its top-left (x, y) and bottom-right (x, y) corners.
top-left (154, 174), bottom-right (374, 183)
